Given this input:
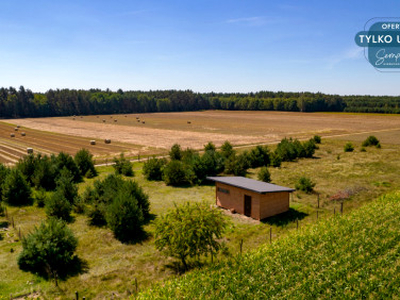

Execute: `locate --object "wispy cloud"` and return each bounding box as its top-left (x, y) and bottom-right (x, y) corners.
top-left (225, 16), bottom-right (276, 26)
top-left (327, 47), bottom-right (363, 69)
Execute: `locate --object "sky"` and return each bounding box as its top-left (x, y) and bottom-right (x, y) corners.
top-left (0, 0), bottom-right (399, 95)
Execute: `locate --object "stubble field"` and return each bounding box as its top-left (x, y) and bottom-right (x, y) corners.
top-left (2, 110), bottom-right (400, 164)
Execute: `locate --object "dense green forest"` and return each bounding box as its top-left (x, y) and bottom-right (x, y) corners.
top-left (0, 86), bottom-right (399, 118)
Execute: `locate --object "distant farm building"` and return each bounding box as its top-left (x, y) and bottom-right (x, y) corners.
top-left (207, 176), bottom-right (295, 220)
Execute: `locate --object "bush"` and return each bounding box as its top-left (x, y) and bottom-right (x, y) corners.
top-left (15, 154), bottom-right (37, 186)
top-left (32, 154), bottom-right (58, 191)
top-left (258, 167), bottom-right (271, 183)
top-left (106, 192), bottom-right (145, 243)
top-left (204, 142), bottom-right (216, 152)
top-left (270, 152), bottom-right (282, 168)
top-left (169, 144), bottom-right (182, 160)
top-left (45, 191), bottom-right (72, 222)
top-left (143, 157), bottom-right (167, 181)
top-left (121, 180), bottom-right (151, 222)
top-left (275, 138), bottom-right (300, 162)
top-left (113, 153), bottom-right (134, 176)
top-left (154, 202), bottom-right (227, 270)
top-left (74, 149), bottom-right (97, 178)
top-left (18, 218), bottom-right (79, 279)
top-left (33, 189), bottom-right (49, 208)
top-left (344, 142), bottom-right (354, 152)
top-left (303, 139), bottom-right (317, 158)
top-left (163, 160), bottom-right (194, 186)
top-left (248, 145), bottom-right (270, 168)
top-left (295, 176), bottom-right (316, 193)
top-left (2, 169), bottom-right (32, 206)
top-left (362, 135), bottom-right (380, 147)
top-left (313, 135), bottom-right (322, 144)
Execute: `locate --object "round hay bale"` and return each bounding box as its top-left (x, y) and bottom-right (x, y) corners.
top-left (137, 120), bottom-right (140, 122)
top-left (80, 116), bottom-right (83, 118)
top-left (10, 133), bottom-right (15, 137)
top-left (187, 121), bottom-right (191, 124)
top-left (14, 127), bottom-right (18, 131)
top-left (27, 148), bottom-right (33, 154)
top-left (136, 117), bottom-right (139, 119)
top-left (21, 132), bottom-right (26, 137)
top-left (110, 116), bottom-right (113, 119)
top-left (142, 121), bottom-right (145, 124)
top-left (96, 116), bottom-right (99, 118)
top-left (16, 125), bottom-right (20, 128)
top-left (90, 140), bottom-right (96, 145)
top-left (103, 119), bottom-right (106, 123)
top-left (104, 139), bottom-right (111, 144)
top-left (114, 119), bottom-right (117, 122)
top-left (73, 117), bottom-right (76, 120)
top-left (125, 115), bottom-right (127, 117)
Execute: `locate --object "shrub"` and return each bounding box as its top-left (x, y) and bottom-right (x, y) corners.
top-left (56, 152), bottom-right (82, 183)
top-left (154, 202), bottom-right (227, 270)
top-left (258, 167), bottom-right (271, 183)
top-left (74, 149), bottom-right (97, 178)
top-left (275, 138), bottom-right (300, 162)
top-left (113, 153), bottom-right (134, 176)
top-left (201, 150), bottom-right (225, 177)
top-left (32, 154), bottom-right (58, 191)
top-left (45, 191), bottom-right (72, 222)
top-left (2, 169), bottom-right (32, 206)
top-left (163, 160), bottom-right (194, 186)
top-left (362, 135), bottom-right (380, 147)
top-left (87, 203), bottom-right (108, 226)
top-left (204, 141), bottom-right (216, 152)
top-left (15, 154), bottom-right (37, 186)
top-left (295, 176), bottom-right (316, 193)
top-left (33, 189), bottom-right (49, 208)
top-left (313, 135), bottom-right (322, 144)
top-left (106, 192), bottom-right (145, 243)
top-left (270, 152), bottom-right (282, 168)
top-left (360, 147), bottom-right (367, 152)
top-left (18, 218), bottom-right (79, 279)
top-left (344, 142), bottom-right (354, 152)
top-left (303, 139), bottom-right (317, 158)
top-left (121, 180), bottom-right (151, 222)
top-left (143, 157), bottom-right (167, 181)
top-left (169, 144), bottom-right (182, 160)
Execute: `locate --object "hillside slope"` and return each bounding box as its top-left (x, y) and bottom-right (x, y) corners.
top-left (139, 192), bottom-right (400, 299)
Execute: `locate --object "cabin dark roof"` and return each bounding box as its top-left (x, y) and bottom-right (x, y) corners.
top-left (207, 176), bottom-right (295, 194)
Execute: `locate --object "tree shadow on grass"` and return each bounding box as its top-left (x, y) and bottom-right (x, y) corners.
top-left (261, 208), bottom-right (308, 227)
top-left (57, 256), bottom-right (89, 280)
top-left (164, 259), bottom-right (205, 275)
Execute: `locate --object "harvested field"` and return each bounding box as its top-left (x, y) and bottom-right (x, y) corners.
top-left (0, 122), bottom-right (159, 165)
top-left (4, 111), bottom-right (400, 164)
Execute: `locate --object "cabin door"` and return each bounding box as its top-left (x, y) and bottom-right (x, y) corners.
top-left (244, 195), bottom-right (252, 217)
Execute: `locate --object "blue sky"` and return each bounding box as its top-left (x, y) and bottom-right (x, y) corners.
top-left (0, 0), bottom-right (399, 95)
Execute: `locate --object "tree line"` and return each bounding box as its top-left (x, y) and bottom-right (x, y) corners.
top-left (1, 86), bottom-right (400, 118)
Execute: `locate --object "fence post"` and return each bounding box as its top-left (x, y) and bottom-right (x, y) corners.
top-left (296, 218), bottom-right (299, 230)
top-left (317, 193), bottom-right (320, 208)
top-left (340, 202), bottom-right (344, 214)
top-left (270, 228), bottom-right (272, 243)
top-left (239, 239), bottom-right (243, 254)
top-left (317, 210), bottom-right (319, 221)
top-left (75, 291), bottom-right (79, 300)
top-left (135, 277), bottom-right (138, 293)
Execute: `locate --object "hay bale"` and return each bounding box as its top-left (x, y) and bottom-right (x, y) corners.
top-left (10, 133), bottom-right (15, 137)
top-left (96, 116), bottom-right (99, 118)
top-left (14, 128), bottom-right (18, 131)
top-left (136, 117), bottom-right (139, 119)
top-left (142, 121), bottom-right (145, 124)
top-left (187, 121), bottom-right (191, 124)
top-left (73, 117), bottom-right (76, 120)
top-left (103, 119), bottom-right (106, 123)
top-left (114, 119), bottom-right (117, 123)
top-left (90, 140), bottom-right (96, 145)
top-left (16, 125), bottom-right (20, 128)
top-left (104, 139), bottom-right (111, 144)
top-left (80, 116), bottom-right (83, 118)
top-left (125, 115), bottom-right (127, 117)
top-left (27, 148), bottom-right (33, 154)
top-left (21, 132), bottom-right (26, 136)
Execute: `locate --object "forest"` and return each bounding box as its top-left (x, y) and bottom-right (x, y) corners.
top-left (0, 86), bottom-right (399, 118)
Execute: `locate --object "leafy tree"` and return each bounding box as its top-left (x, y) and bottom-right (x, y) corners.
top-left (2, 169), bottom-right (32, 206)
top-left (362, 136), bottom-right (380, 147)
top-left (18, 218), bottom-right (79, 279)
top-left (74, 148), bottom-right (97, 178)
top-left (45, 191), bottom-right (72, 222)
top-left (169, 143), bottom-right (183, 160)
top-left (143, 157), bottom-right (167, 181)
top-left (295, 176), bottom-right (316, 193)
top-left (113, 153), bottom-right (134, 176)
top-left (106, 192), bottom-right (145, 243)
top-left (258, 167), bottom-right (271, 183)
top-left (154, 202), bottom-right (227, 270)
top-left (163, 160), bottom-right (194, 186)
top-left (344, 142), bottom-right (354, 152)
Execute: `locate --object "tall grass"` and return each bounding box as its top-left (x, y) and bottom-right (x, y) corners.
top-left (139, 192), bottom-right (400, 298)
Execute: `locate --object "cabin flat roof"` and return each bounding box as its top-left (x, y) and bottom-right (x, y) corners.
top-left (207, 176), bottom-right (295, 194)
